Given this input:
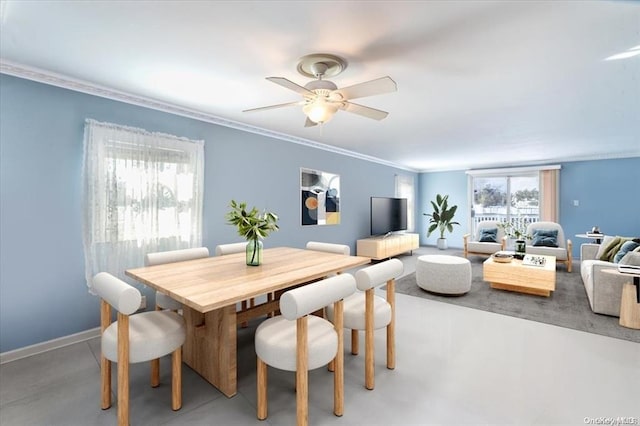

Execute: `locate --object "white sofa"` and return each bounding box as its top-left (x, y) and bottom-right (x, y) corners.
top-left (580, 243), bottom-right (639, 317)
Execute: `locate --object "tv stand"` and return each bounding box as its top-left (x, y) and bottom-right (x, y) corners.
top-left (357, 233), bottom-right (419, 260)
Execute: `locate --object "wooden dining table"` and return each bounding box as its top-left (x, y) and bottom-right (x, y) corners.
top-left (125, 246), bottom-right (371, 397)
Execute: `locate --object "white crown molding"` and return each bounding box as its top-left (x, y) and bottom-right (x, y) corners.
top-left (0, 60), bottom-right (416, 172)
top-left (418, 152), bottom-right (640, 173)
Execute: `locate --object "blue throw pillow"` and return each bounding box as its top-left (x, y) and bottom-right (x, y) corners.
top-left (479, 228), bottom-right (498, 243)
top-left (532, 229), bottom-right (558, 247)
top-left (613, 241), bottom-right (640, 263)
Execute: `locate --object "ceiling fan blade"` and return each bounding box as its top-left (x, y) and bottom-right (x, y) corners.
top-left (243, 101), bottom-right (301, 113)
top-left (266, 77), bottom-right (314, 96)
top-left (340, 101), bottom-right (389, 121)
top-left (334, 76), bottom-right (397, 100)
top-left (304, 117), bottom-right (318, 128)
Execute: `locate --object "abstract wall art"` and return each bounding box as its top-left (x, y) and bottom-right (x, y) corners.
top-left (300, 167), bottom-right (340, 226)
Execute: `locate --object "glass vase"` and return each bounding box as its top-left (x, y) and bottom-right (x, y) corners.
top-left (246, 239), bottom-right (263, 266)
top-left (515, 239), bottom-right (526, 260)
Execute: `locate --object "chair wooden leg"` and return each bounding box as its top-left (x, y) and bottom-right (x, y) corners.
top-left (257, 357), bottom-right (268, 420)
top-left (101, 356), bottom-right (112, 409)
top-left (151, 305), bottom-right (162, 387)
top-left (171, 347), bottom-right (182, 411)
top-left (296, 317), bottom-right (309, 426)
top-left (365, 289), bottom-right (375, 390)
top-left (100, 300), bottom-right (112, 410)
top-left (351, 329), bottom-right (359, 355)
top-left (333, 300), bottom-right (344, 417)
top-left (151, 359), bottom-right (160, 388)
top-left (117, 313), bottom-right (130, 426)
top-left (386, 279), bottom-right (396, 370)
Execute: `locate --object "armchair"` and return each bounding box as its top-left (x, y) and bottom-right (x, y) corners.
top-left (463, 220), bottom-right (506, 258)
top-left (524, 221), bottom-right (573, 272)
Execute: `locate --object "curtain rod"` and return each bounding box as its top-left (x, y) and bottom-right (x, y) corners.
top-left (465, 164), bottom-right (561, 176)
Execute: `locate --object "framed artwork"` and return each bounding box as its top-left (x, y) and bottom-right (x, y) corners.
top-left (300, 168), bottom-right (340, 226)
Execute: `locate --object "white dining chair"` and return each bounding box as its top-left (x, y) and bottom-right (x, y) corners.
top-left (92, 272), bottom-right (185, 426)
top-left (144, 246), bottom-right (209, 385)
top-left (255, 273), bottom-right (356, 426)
top-left (306, 241), bottom-right (351, 255)
top-left (326, 258), bottom-right (403, 390)
top-left (145, 247), bottom-right (210, 312)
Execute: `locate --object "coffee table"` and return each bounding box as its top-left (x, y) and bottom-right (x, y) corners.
top-left (483, 254), bottom-right (556, 297)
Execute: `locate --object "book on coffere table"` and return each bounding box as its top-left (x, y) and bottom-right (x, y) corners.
top-left (522, 254), bottom-right (546, 267)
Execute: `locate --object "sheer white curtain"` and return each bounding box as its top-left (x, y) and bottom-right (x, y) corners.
top-left (82, 119), bottom-right (204, 288)
top-left (395, 174), bottom-right (415, 231)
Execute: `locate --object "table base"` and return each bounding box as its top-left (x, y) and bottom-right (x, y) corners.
top-left (489, 282), bottom-right (552, 297)
top-left (619, 281), bottom-right (640, 330)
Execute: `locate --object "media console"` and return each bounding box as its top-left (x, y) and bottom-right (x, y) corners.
top-left (356, 233), bottom-right (419, 260)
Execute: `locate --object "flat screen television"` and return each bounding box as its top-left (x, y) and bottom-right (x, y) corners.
top-left (370, 197), bottom-right (407, 236)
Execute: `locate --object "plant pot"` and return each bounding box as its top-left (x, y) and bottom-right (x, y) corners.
top-left (514, 239), bottom-right (526, 260)
top-left (437, 238), bottom-right (448, 250)
top-left (246, 239), bottom-right (263, 266)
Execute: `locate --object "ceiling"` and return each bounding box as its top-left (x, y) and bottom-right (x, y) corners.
top-left (1, 1), bottom-right (639, 172)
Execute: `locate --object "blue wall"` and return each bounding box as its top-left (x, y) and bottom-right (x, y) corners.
top-left (417, 159), bottom-right (640, 254)
top-left (0, 75), bottom-right (416, 352)
top-left (418, 171), bottom-right (469, 247)
top-left (559, 158), bottom-right (640, 246)
top-left (2, 74), bottom-right (638, 353)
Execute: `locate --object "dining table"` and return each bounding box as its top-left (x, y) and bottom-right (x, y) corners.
top-left (125, 246), bottom-right (371, 397)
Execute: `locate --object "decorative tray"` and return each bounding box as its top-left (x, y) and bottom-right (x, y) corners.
top-left (492, 252), bottom-right (514, 263)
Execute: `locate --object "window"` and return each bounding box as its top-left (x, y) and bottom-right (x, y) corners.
top-left (467, 165), bottom-right (560, 238)
top-left (82, 119), bottom-right (204, 287)
top-left (395, 174), bottom-right (415, 232)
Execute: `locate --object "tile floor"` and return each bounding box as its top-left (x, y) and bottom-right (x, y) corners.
top-left (1, 247), bottom-right (639, 425)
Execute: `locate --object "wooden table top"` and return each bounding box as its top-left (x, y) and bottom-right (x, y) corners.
top-left (125, 247), bottom-right (371, 313)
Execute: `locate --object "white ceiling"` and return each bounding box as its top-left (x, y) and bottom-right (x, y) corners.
top-left (1, 0), bottom-right (639, 171)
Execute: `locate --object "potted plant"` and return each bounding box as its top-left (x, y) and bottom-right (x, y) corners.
top-left (424, 194), bottom-right (460, 250)
top-left (225, 200), bottom-right (279, 266)
top-left (497, 222), bottom-right (532, 259)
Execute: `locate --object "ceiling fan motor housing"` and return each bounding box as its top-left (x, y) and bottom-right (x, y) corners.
top-left (304, 79), bottom-right (338, 92)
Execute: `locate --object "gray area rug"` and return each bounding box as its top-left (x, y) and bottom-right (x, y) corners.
top-left (392, 255), bottom-right (639, 343)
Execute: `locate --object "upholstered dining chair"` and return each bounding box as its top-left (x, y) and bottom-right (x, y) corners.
top-left (145, 247), bottom-right (210, 312)
top-left (524, 221), bottom-right (573, 272)
top-left (306, 241), bottom-right (351, 256)
top-left (306, 241), bottom-right (351, 282)
top-left (255, 273), bottom-right (356, 426)
top-left (92, 272), bottom-right (185, 426)
top-left (144, 246), bottom-right (209, 384)
top-left (326, 258), bottom-right (403, 390)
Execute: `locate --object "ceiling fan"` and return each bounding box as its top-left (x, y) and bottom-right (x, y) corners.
top-left (243, 53), bottom-right (397, 127)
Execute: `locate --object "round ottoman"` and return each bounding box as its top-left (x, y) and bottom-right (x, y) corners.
top-left (416, 255), bottom-right (471, 295)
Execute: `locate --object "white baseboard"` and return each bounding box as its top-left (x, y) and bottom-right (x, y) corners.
top-left (0, 327), bottom-right (101, 365)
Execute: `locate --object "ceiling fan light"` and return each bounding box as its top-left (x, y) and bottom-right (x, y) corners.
top-left (303, 98), bottom-right (338, 124)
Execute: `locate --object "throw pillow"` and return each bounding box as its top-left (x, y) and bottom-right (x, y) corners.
top-left (478, 228), bottom-right (498, 243)
top-left (595, 235), bottom-right (616, 259)
top-left (532, 229), bottom-right (558, 247)
top-left (619, 251), bottom-right (640, 267)
top-left (599, 236), bottom-right (632, 262)
top-left (614, 241), bottom-right (640, 263)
